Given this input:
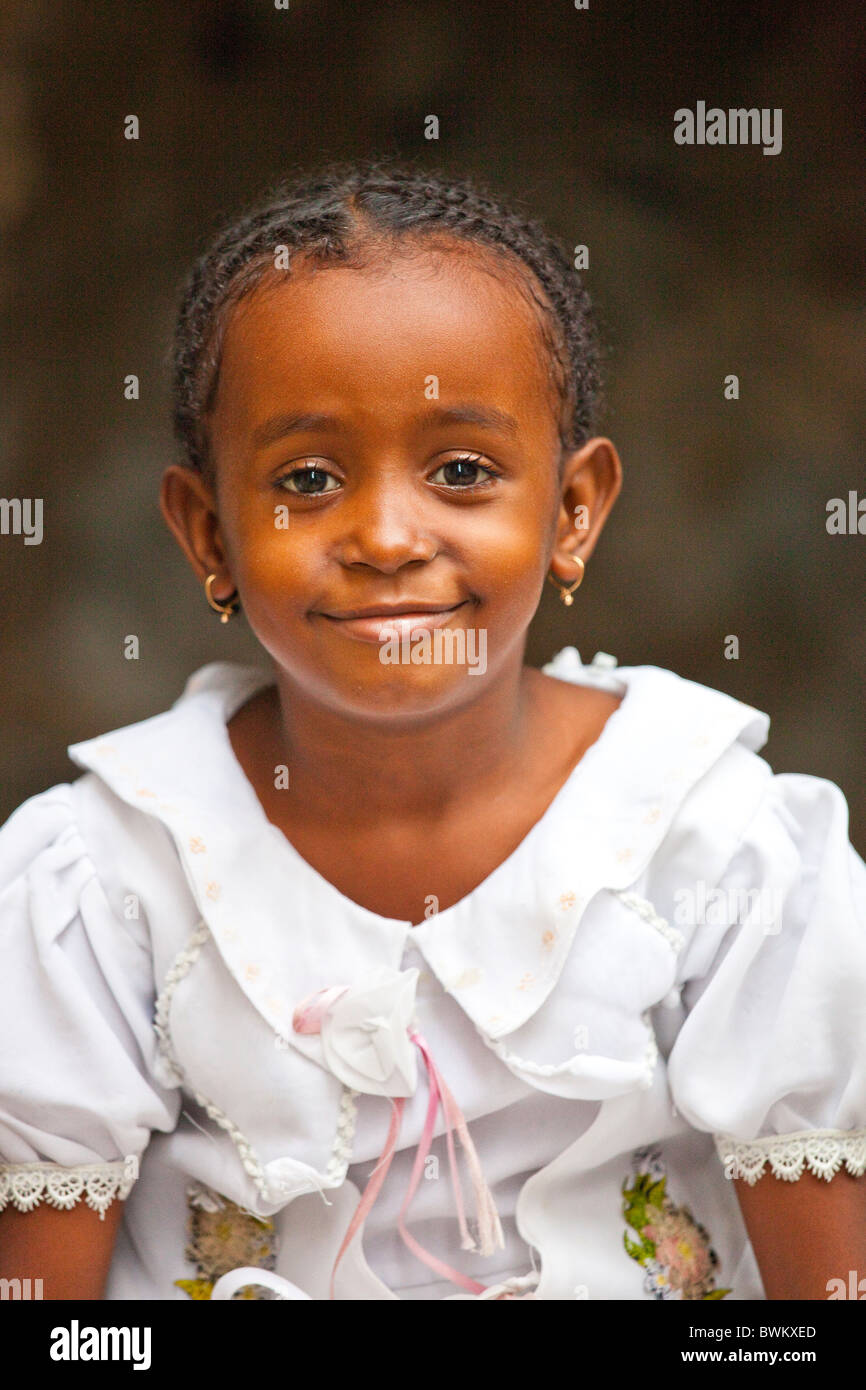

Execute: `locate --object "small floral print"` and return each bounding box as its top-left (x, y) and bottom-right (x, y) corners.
top-left (541, 930), bottom-right (557, 949)
top-left (452, 967), bottom-right (483, 990)
top-left (174, 1187), bottom-right (277, 1301)
top-left (558, 891), bottom-right (577, 911)
top-left (622, 1147), bottom-right (730, 1300)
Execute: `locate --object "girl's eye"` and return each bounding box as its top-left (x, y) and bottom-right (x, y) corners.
top-left (278, 466), bottom-right (341, 495)
top-left (276, 455), bottom-right (498, 496)
top-left (429, 454), bottom-right (498, 489)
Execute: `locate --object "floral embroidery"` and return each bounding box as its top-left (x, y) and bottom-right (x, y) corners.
top-left (174, 1186), bottom-right (277, 1300)
top-left (622, 1147), bottom-right (730, 1300)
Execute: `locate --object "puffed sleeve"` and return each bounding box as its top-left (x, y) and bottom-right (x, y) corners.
top-left (0, 785), bottom-right (181, 1217)
top-left (667, 770), bottom-right (866, 1184)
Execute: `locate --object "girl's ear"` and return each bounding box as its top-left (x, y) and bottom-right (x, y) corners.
top-left (159, 464), bottom-right (234, 592)
top-left (549, 436), bottom-right (622, 584)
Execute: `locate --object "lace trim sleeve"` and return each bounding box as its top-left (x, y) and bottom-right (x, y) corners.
top-left (715, 1129), bottom-right (866, 1185)
top-left (0, 1156), bottom-right (139, 1220)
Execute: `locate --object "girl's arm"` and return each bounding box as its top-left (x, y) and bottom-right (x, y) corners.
top-left (0, 1200), bottom-right (124, 1299)
top-left (735, 1168), bottom-right (866, 1299)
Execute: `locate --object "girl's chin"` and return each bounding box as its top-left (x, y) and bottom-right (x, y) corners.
top-left (313, 654), bottom-right (491, 719)
top-left (341, 630), bottom-right (488, 682)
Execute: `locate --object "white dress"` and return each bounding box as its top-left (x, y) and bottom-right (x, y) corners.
top-left (1, 647), bottom-right (865, 1301)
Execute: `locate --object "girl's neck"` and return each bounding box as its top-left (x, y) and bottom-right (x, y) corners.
top-left (251, 657), bottom-right (535, 828)
top-left (227, 658), bottom-right (622, 921)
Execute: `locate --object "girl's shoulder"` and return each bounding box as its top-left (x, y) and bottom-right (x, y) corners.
top-left (0, 660), bottom-right (274, 949)
top-left (64, 659), bottom-right (274, 808)
top-left (542, 645), bottom-right (773, 853)
top-left (0, 661), bottom-right (275, 1191)
top-left (542, 644), bottom-right (863, 925)
top-left (542, 645), bottom-right (772, 752)
top-left (536, 651), bottom-right (866, 1178)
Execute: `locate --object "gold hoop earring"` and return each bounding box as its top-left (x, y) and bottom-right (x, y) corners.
top-left (546, 554), bottom-right (585, 607)
top-left (204, 573), bottom-right (240, 623)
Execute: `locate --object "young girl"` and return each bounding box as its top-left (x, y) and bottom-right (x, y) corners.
top-left (1, 160), bottom-right (865, 1302)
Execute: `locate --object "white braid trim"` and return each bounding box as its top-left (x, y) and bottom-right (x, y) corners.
top-left (152, 918), bottom-right (210, 1085)
top-left (639, 1009), bottom-right (659, 1091)
top-left (0, 1156), bottom-right (139, 1221)
top-left (481, 1009), bottom-right (658, 1090)
top-left (614, 890), bottom-right (684, 954)
top-left (154, 920), bottom-right (359, 1203)
top-left (154, 920), bottom-right (277, 1201)
top-left (716, 1129), bottom-right (866, 1185)
top-left (324, 1089), bottom-right (360, 1185)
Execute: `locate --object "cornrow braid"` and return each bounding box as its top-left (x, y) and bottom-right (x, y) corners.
top-left (171, 158), bottom-right (605, 481)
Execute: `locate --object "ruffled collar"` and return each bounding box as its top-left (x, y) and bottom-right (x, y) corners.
top-left (67, 649), bottom-right (770, 1064)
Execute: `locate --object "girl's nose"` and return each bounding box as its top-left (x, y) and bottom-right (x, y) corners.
top-left (337, 480), bottom-right (437, 573)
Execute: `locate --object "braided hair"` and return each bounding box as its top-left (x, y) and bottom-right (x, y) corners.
top-left (171, 158), bottom-right (605, 483)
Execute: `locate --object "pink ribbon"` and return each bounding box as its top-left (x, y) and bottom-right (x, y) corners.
top-left (293, 988), bottom-right (506, 1300)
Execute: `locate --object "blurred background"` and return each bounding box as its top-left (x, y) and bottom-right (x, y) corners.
top-left (1, 0), bottom-right (864, 847)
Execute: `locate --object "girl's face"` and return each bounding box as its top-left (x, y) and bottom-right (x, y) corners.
top-left (170, 245), bottom-right (619, 722)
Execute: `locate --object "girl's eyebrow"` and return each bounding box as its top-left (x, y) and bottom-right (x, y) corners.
top-left (251, 403), bottom-right (520, 451)
top-left (425, 404), bottom-right (520, 436)
top-left (252, 411), bottom-right (346, 449)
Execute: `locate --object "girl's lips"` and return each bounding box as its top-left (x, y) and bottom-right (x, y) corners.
top-left (321, 605), bottom-right (466, 644)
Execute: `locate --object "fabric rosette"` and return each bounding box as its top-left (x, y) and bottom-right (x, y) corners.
top-left (293, 966), bottom-right (420, 1097)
